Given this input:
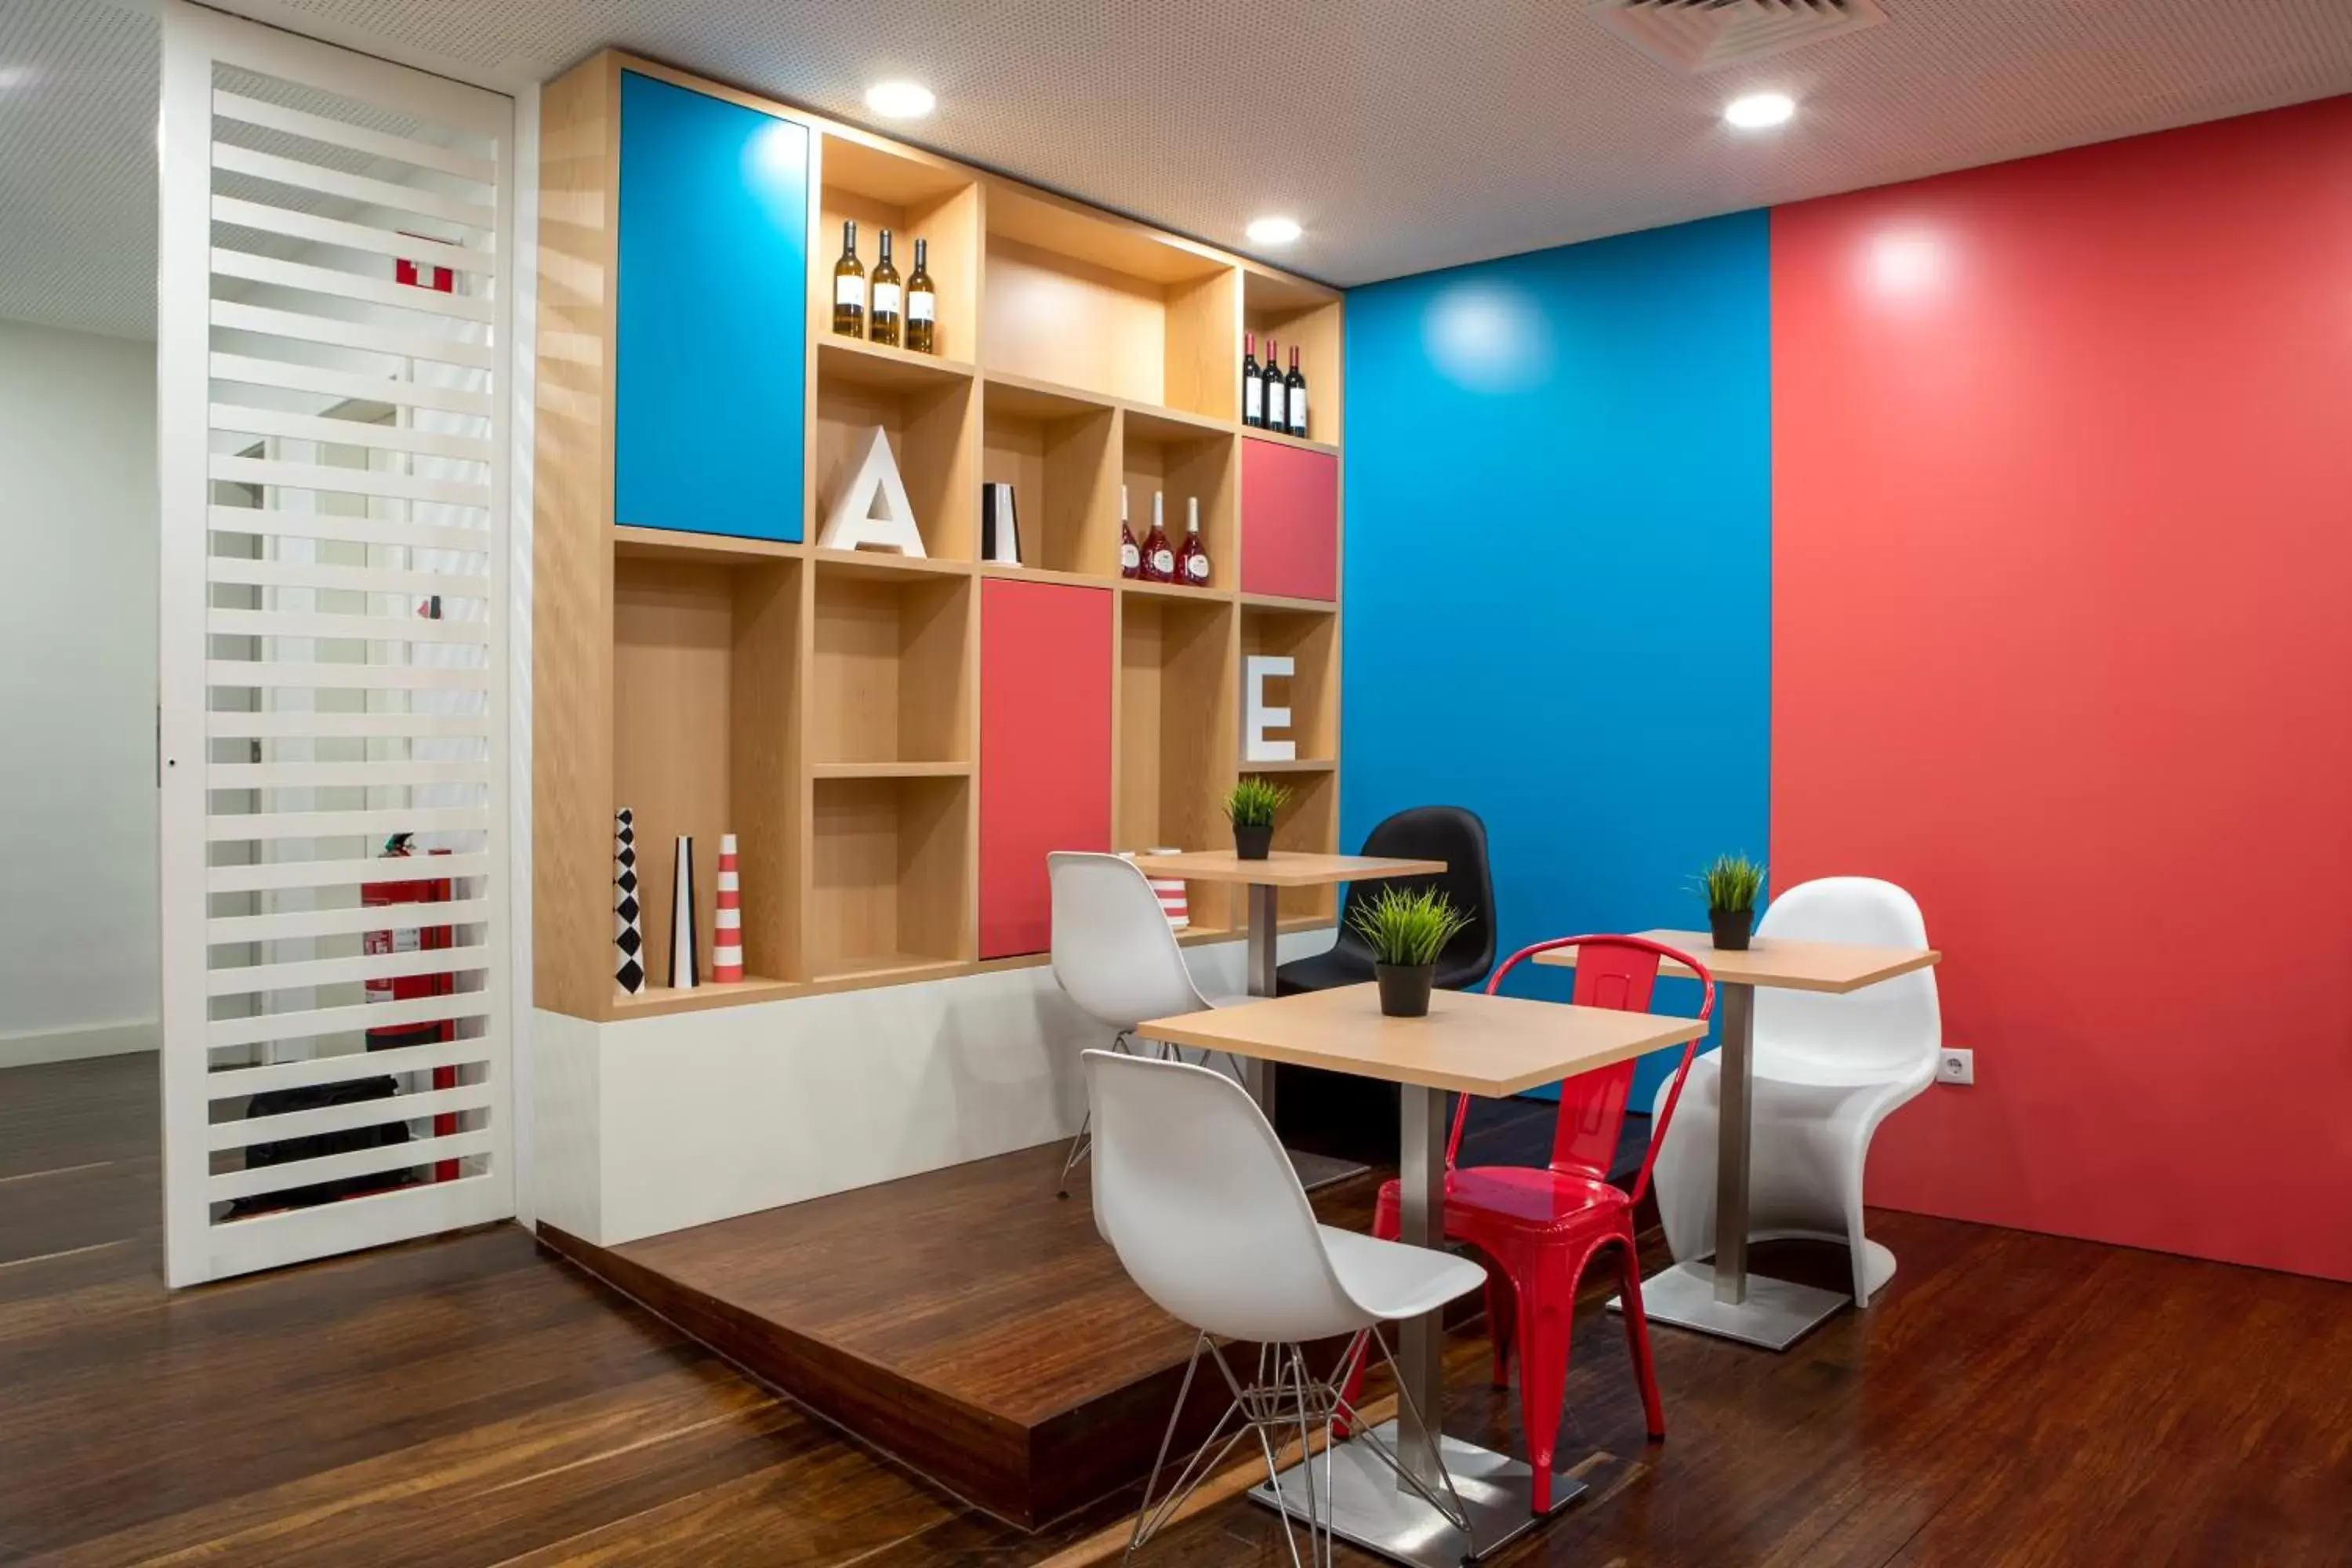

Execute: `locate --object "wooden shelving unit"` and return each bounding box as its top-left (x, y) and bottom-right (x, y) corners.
top-left (534, 51), bottom-right (1345, 1022)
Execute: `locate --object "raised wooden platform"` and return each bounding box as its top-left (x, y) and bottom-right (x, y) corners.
top-left (538, 1140), bottom-right (1382, 1528)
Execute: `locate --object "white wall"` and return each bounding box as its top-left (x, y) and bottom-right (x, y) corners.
top-left (0, 318), bottom-right (159, 1067)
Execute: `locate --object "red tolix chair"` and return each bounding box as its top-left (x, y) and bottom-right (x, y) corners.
top-left (1338, 935), bottom-right (1714, 1512)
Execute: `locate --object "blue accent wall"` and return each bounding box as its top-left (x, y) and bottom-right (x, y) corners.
top-left (616, 71), bottom-right (808, 540)
top-left (1341, 211), bottom-right (1773, 1106)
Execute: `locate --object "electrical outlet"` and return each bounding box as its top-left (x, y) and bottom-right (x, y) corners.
top-left (1936, 1047), bottom-right (1975, 1086)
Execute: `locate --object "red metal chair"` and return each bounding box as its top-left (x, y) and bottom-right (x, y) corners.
top-left (1338, 935), bottom-right (1714, 1512)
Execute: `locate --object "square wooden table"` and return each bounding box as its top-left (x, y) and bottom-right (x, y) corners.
top-left (1130, 850), bottom-right (1444, 1189)
top-left (1535, 931), bottom-right (1940, 1350)
top-left (1138, 985), bottom-right (1706, 1568)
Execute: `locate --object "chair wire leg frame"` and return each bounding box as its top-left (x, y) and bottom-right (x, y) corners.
top-left (1126, 1329), bottom-right (1468, 1568)
top-left (1059, 1036), bottom-right (1256, 1198)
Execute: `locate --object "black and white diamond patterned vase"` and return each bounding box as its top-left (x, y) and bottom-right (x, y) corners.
top-left (669, 834), bottom-right (701, 990)
top-left (614, 808), bottom-right (646, 994)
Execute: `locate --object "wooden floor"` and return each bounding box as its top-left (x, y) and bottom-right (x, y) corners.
top-left (5, 1051), bottom-right (2350, 1566)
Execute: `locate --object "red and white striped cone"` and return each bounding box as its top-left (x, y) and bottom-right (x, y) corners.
top-left (713, 833), bottom-right (744, 982)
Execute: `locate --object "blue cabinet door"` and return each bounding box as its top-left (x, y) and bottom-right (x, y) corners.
top-left (615, 71), bottom-right (807, 540)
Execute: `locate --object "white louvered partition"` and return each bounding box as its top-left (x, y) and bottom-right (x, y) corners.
top-left (156, 3), bottom-right (515, 1287)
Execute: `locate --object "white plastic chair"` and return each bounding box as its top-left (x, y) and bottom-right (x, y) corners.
top-left (1648, 877), bottom-right (1940, 1305)
top-left (1048, 851), bottom-right (1243, 1195)
top-left (1085, 1049), bottom-right (1486, 1567)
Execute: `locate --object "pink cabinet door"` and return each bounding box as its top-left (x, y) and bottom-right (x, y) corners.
top-left (1241, 439), bottom-right (1338, 601)
top-left (978, 579), bottom-right (1112, 960)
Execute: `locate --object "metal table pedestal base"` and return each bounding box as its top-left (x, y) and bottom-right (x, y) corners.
top-left (1608, 1260), bottom-right (1847, 1352)
top-left (1248, 1421), bottom-right (1585, 1568)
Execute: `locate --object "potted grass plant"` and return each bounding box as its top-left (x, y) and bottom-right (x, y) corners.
top-left (1351, 885), bottom-right (1475, 1018)
top-left (1700, 853), bottom-right (1766, 951)
top-left (1221, 777), bottom-right (1289, 861)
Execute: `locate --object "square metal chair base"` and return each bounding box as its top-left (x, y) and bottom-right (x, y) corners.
top-left (1247, 1421), bottom-right (1585, 1568)
top-left (1288, 1149), bottom-right (1370, 1193)
top-left (1607, 1260), bottom-right (1848, 1352)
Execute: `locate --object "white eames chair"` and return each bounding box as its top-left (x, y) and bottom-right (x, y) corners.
top-left (1084, 1050), bottom-right (1485, 1568)
top-left (1649, 877), bottom-right (1940, 1305)
top-left (1048, 851), bottom-right (1244, 1196)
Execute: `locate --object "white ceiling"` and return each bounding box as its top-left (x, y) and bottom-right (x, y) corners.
top-left (8, 0), bottom-right (2352, 340)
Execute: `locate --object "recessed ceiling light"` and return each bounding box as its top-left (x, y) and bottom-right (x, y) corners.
top-left (864, 80), bottom-right (935, 120)
top-left (1724, 92), bottom-right (1796, 130)
top-left (1246, 216), bottom-right (1302, 246)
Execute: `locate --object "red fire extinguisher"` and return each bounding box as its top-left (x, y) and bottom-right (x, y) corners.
top-left (365, 832), bottom-right (459, 1182)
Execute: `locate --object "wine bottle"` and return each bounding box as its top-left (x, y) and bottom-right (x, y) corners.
top-left (1177, 495), bottom-right (1211, 586)
top-left (1242, 332), bottom-right (1264, 428)
top-left (1262, 337), bottom-right (1287, 434)
top-left (869, 228), bottom-right (902, 348)
top-left (1286, 346), bottom-right (1308, 437)
top-left (1140, 492), bottom-right (1175, 583)
top-left (1119, 485), bottom-right (1141, 579)
top-left (905, 238), bottom-right (937, 354)
top-left (833, 220), bottom-right (865, 338)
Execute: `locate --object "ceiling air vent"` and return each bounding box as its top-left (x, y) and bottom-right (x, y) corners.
top-left (1592, 0), bottom-right (1888, 73)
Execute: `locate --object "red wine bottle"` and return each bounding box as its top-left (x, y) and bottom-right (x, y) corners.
top-left (1286, 346), bottom-right (1308, 437)
top-left (1118, 485), bottom-right (1141, 579)
top-left (1261, 337), bottom-right (1287, 434)
top-left (1176, 496), bottom-right (1210, 586)
top-left (1242, 332), bottom-right (1264, 428)
top-left (1139, 492), bottom-right (1174, 583)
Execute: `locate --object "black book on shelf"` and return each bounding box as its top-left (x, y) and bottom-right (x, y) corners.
top-left (982, 481), bottom-right (1022, 566)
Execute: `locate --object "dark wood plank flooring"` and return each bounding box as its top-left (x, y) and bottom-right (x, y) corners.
top-left (3, 1052), bottom-right (2347, 1566)
top-left (533, 1099), bottom-right (1581, 1530)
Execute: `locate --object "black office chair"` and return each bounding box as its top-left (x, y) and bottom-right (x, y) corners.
top-left (1272, 805), bottom-right (1496, 1163)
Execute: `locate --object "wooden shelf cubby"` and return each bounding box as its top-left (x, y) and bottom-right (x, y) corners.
top-left (813, 341), bottom-right (978, 559)
top-left (815, 132), bottom-right (982, 364)
top-left (1243, 267), bottom-right (1344, 448)
top-left (808, 773), bottom-right (973, 980)
top-left (1240, 601), bottom-right (1338, 760)
top-left (1116, 592), bottom-right (1240, 935)
top-left (535, 51), bottom-right (1346, 1020)
top-left (982, 186), bottom-right (1240, 422)
top-left (981, 377), bottom-right (1120, 576)
top-left (809, 560), bottom-right (973, 768)
top-left (1122, 412), bottom-right (1238, 593)
top-left (612, 550), bottom-right (800, 996)
top-left (1261, 766), bottom-right (1341, 924)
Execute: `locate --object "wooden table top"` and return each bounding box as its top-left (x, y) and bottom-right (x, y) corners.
top-left (1531, 929), bottom-right (1941, 995)
top-left (1137, 984), bottom-right (1708, 1098)
top-left (1127, 849), bottom-right (1446, 888)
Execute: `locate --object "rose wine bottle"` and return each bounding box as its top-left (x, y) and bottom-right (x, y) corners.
top-left (869, 229), bottom-right (902, 347)
top-left (832, 220), bottom-right (865, 338)
top-left (1176, 496), bottom-right (1211, 586)
top-left (1140, 492), bottom-right (1175, 583)
top-left (1286, 346), bottom-right (1308, 437)
top-left (1242, 332), bottom-right (1264, 428)
top-left (904, 238), bottom-right (937, 354)
top-left (1261, 337), bottom-right (1287, 434)
top-left (1119, 485), bottom-right (1141, 579)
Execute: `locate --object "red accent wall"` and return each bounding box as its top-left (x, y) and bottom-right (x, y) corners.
top-left (1240, 440), bottom-right (1339, 601)
top-left (978, 579), bottom-right (1112, 960)
top-left (1772, 97), bottom-right (2352, 1283)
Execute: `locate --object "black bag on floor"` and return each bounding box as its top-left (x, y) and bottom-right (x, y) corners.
top-left (225, 1076), bottom-right (414, 1218)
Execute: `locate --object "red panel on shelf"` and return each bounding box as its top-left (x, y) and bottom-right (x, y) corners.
top-left (1241, 439), bottom-right (1338, 601)
top-left (979, 579), bottom-right (1113, 960)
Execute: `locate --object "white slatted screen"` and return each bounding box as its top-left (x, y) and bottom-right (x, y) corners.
top-left (156, 3), bottom-right (514, 1287)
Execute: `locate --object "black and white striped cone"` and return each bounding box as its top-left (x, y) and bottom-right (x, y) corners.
top-left (669, 835), bottom-right (700, 989)
top-left (614, 808), bottom-right (645, 994)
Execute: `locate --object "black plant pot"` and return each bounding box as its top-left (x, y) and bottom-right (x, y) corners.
top-left (1233, 822), bottom-right (1274, 861)
top-left (1709, 906), bottom-right (1754, 951)
top-left (1375, 962), bottom-right (1436, 1018)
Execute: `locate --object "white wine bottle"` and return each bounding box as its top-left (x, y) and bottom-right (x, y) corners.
top-left (832, 220), bottom-right (865, 338)
top-left (869, 228), bottom-right (902, 348)
top-left (905, 238), bottom-right (937, 354)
